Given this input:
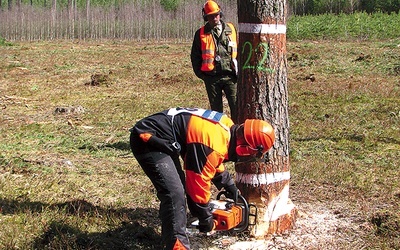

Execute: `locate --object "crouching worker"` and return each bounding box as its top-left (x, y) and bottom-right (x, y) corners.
top-left (129, 107), bottom-right (275, 250)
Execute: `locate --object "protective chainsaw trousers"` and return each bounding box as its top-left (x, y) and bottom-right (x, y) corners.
top-left (130, 133), bottom-right (190, 250)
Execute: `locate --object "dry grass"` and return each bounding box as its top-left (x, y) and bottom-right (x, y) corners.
top-left (1, 39), bottom-right (399, 249)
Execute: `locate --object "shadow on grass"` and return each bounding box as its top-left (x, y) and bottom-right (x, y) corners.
top-left (79, 141), bottom-right (131, 153)
top-left (102, 141), bottom-right (131, 151)
top-left (78, 141), bottom-right (132, 152)
top-left (0, 198), bottom-right (162, 250)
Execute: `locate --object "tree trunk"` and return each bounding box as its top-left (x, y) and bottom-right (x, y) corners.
top-left (235, 0), bottom-right (297, 238)
top-left (51, 0), bottom-right (56, 39)
top-left (68, 0), bottom-right (76, 39)
top-left (86, 0), bottom-right (90, 38)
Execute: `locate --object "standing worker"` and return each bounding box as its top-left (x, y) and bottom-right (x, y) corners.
top-left (129, 107), bottom-right (275, 250)
top-left (191, 0), bottom-right (238, 123)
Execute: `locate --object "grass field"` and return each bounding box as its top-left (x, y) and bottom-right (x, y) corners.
top-left (0, 39), bottom-right (399, 249)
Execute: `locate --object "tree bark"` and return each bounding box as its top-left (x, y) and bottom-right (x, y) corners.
top-left (51, 0), bottom-right (56, 39)
top-left (235, 0), bottom-right (297, 238)
top-left (86, 0), bottom-right (90, 20)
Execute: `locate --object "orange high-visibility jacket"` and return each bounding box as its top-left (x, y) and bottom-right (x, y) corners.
top-left (200, 22), bottom-right (237, 72)
top-left (132, 108), bottom-right (235, 205)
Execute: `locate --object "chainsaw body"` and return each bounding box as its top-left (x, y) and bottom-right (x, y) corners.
top-left (209, 191), bottom-right (254, 232)
top-left (189, 191), bottom-right (257, 233)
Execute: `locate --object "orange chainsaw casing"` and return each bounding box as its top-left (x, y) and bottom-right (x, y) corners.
top-left (211, 200), bottom-right (244, 231)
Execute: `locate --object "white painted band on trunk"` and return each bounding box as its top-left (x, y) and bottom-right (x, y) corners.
top-left (236, 171), bottom-right (290, 186)
top-left (239, 23), bottom-right (287, 34)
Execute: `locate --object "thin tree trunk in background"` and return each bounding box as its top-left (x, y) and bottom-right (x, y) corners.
top-left (86, 0), bottom-right (90, 38)
top-left (16, 0), bottom-right (21, 39)
top-left (86, 0), bottom-right (90, 21)
top-left (68, 0), bottom-right (76, 39)
top-left (235, 0), bottom-right (297, 238)
top-left (51, 0), bottom-right (56, 39)
top-left (67, 0), bottom-right (72, 38)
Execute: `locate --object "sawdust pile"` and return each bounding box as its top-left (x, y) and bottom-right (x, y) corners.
top-left (190, 202), bottom-right (370, 250)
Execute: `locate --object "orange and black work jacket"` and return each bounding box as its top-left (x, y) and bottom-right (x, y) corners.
top-left (191, 21), bottom-right (238, 79)
top-left (130, 108), bottom-right (237, 218)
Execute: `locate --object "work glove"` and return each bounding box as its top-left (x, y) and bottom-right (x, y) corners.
top-left (198, 216), bottom-right (216, 233)
top-left (225, 184), bottom-right (239, 203)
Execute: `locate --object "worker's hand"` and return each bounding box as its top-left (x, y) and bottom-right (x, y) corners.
top-left (198, 217), bottom-right (216, 233)
top-left (225, 184), bottom-right (239, 202)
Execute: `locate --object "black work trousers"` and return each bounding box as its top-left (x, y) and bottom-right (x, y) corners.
top-left (203, 75), bottom-right (237, 123)
top-left (130, 133), bottom-right (190, 250)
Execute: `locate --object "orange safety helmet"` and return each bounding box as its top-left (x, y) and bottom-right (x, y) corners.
top-left (236, 119), bottom-right (275, 157)
top-left (203, 0), bottom-right (221, 16)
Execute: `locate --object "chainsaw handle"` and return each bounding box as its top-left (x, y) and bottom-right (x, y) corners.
top-left (215, 191), bottom-right (249, 232)
top-left (216, 190), bottom-right (244, 205)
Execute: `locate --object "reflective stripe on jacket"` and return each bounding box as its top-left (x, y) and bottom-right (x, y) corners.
top-left (199, 22), bottom-right (237, 72)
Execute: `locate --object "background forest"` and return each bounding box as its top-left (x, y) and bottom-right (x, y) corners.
top-left (1, 0), bottom-right (400, 249)
top-left (1, 0), bottom-right (400, 41)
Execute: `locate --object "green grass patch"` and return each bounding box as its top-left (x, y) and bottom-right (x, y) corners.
top-left (288, 12), bottom-right (400, 41)
top-left (1, 40), bottom-right (399, 249)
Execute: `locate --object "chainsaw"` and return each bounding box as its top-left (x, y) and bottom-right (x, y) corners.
top-left (190, 191), bottom-right (257, 233)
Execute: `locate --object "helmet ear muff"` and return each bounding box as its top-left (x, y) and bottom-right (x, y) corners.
top-left (236, 145), bottom-right (258, 157)
top-left (243, 119), bottom-right (275, 155)
top-left (202, 8), bottom-right (208, 21)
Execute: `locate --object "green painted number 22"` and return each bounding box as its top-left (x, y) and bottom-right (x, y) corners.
top-left (242, 41), bottom-right (274, 73)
